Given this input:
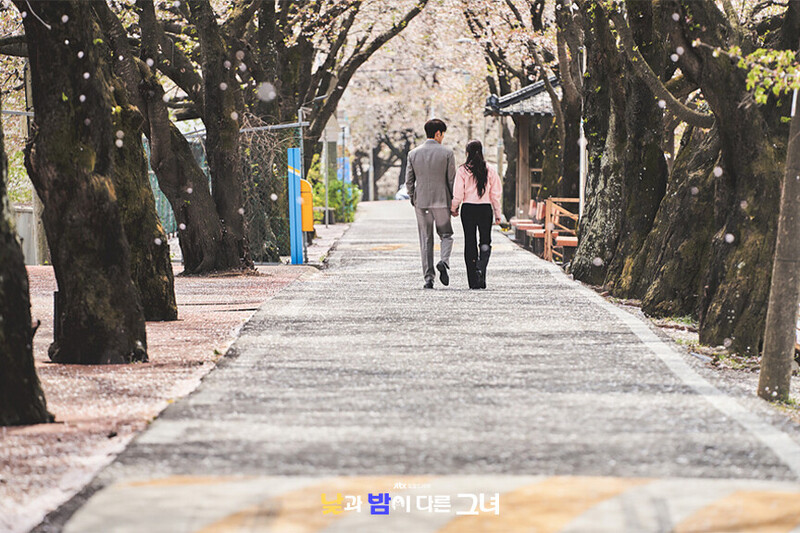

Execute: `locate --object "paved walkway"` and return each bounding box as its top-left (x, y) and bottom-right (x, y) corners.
top-left (41, 201), bottom-right (800, 532)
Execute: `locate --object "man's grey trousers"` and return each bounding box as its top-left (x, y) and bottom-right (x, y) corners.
top-left (414, 206), bottom-right (454, 283)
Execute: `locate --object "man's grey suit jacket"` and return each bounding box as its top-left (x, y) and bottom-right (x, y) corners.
top-left (405, 139), bottom-right (456, 209)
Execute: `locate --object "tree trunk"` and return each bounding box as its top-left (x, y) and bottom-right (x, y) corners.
top-left (0, 95), bottom-right (52, 426)
top-left (109, 84), bottom-right (177, 321)
top-left (136, 0), bottom-right (255, 272)
top-left (188, 0), bottom-right (254, 271)
top-left (664, 0), bottom-right (784, 355)
top-left (501, 119), bottom-right (517, 221)
top-left (628, 126), bottom-right (720, 318)
top-left (572, 2), bottom-right (668, 287)
top-left (17, 0), bottom-right (147, 364)
top-left (92, 1), bottom-right (176, 319)
top-left (537, 117), bottom-right (561, 199)
top-left (560, 100), bottom-right (582, 198)
top-left (571, 4), bottom-right (626, 285)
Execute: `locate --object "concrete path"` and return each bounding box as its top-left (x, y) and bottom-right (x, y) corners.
top-left (42, 201), bottom-right (800, 532)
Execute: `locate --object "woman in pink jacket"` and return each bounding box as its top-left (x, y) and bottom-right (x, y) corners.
top-left (450, 140), bottom-right (502, 289)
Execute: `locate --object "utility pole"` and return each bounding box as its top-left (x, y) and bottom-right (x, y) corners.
top-left (758, 87), bottom-right (800, 402)
top-left (368, 144), bottom-right (375, 202)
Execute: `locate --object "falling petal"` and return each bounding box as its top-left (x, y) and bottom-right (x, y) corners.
top-left (257, 82), bottom-right (277, 102)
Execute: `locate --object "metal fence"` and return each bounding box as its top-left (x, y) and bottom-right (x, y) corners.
top-left (145, 116), bottom-right (294, 262)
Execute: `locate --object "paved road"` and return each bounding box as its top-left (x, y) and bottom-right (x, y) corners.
top-left (44, 201), bottom-right (800, 532)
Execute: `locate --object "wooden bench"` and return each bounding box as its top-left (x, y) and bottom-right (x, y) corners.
top-left (556, 235), bottom-right (578, 247)
top-left (545, 198), bottom-right (580, 262)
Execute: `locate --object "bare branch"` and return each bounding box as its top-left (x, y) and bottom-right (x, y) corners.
top-left (530, 42), bottom-right (565, 148)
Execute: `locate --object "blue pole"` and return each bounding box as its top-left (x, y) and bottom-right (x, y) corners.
top-left (288, 148), bottom-right (304, 265)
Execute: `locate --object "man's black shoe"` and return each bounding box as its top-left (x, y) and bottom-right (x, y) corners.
top-left (437, 261), bottom-right (449, 286)
top-left (424, 280), bottom-right (434, 289)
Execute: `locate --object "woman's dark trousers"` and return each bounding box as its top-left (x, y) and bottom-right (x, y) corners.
top-left (460, 203), bottom-right (493, 289)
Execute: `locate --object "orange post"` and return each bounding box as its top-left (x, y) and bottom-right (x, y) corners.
top-left (300, 179), bottom-right (314, 232)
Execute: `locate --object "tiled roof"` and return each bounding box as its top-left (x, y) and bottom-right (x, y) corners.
top-left (485, 77), bottom-right (561, 117)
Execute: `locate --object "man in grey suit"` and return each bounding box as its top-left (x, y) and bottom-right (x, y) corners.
top-left (406, 118), bottom-right (456, 289)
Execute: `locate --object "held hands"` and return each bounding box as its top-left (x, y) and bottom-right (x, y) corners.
top-left (494, 216), bottom-right (501, 225)
top-left (451, 207), bottom-right (459, 217)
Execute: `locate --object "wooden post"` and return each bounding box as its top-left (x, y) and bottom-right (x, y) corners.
top-left (758, 87), bottom-right (800, 401)
top-left (545, 199), bottom-right (553, 261)
top-left (516, 115), bottom-right (530, 220)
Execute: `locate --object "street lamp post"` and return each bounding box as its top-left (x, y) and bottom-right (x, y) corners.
top-left (297, 95), bottom-right (328, 182)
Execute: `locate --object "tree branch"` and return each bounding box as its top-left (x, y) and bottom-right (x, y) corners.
top-left (608, 8), bottom-right (715, 128)
top-left (0, 34), bottom-right (27, 57)
top-left (222, 0), bottom-right (261, 43)
top-left (137, 0), bottom-right (205, 111)
top-left (530, 42), bottom-right (565, 147)
top-left (308, 0), bottom-right (430, 141)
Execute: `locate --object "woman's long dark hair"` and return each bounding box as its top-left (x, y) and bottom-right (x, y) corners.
top-left (463, 140), bottom-right (488, 197)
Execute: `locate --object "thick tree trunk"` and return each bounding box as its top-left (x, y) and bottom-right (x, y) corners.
top-left (0, 96), bottom-right (52, 426)
top-left (625, 126), bottom-right (720, 317)
top-left (665, 0), bottom-right (784, 355)
top-left (572, 2), bottom-right (668, 288)
top-left (571, 4), bottom-right (625, 285)
top-left (189, 0), bottom-right (254, 271)
top-left (17, 0), bottom-right (147, 364)
top-left (92, 2), bottom-right (176, 319)
top-left (110, 86), bottom-right (177, 321)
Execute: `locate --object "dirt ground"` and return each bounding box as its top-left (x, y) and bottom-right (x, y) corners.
top-left (1, 263), bottom-right (314, 533)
